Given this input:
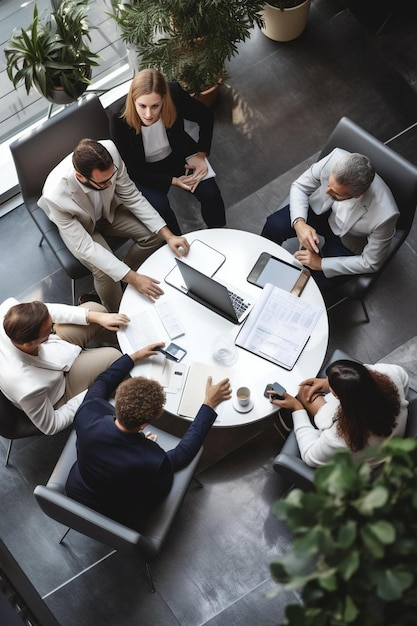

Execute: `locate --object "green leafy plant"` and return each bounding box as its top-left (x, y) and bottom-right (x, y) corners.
top-left (271, 439), bottom-right (417, 625)
top-left (110, 0), bottom-right (265, 95)
top-left (5, 0), bottom-right (99, 101)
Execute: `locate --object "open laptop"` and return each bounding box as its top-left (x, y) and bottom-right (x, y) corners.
top-left (175, 258), bottom-right (255, 324)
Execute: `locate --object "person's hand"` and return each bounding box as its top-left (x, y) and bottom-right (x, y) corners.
top-left (268, 391), bottom-right (303, 412)
top-left (132, 273), bottom-right (164, 302)
top-left (204, 376), bottom-right (232, 409)
top-left (144, 431), bottom-right (158, 442)
top-left (294, 221), bottom-right (320, 254)
top-left (87, 311), bottom-right (130, 331)
top-left (182, 154), bottom-right (208, 192)
top-left (130, 342), bottom-right (165, 362)
top-left (294, 248), bottom-right (322, 270)
top-left (298, 377), bottom-right (329, 402)
top-left (166, 235), bottom-right (190, 258)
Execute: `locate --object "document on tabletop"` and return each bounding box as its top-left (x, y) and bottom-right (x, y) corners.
top-left (235, 283), bottom-right (323, 370)
top-left (165, 238), bottom-right (225, 291)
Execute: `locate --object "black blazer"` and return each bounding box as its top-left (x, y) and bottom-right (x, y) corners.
top-left (66, 354), bottom-right (216, 528)
top-left (108, 82), bottom-right (215, 194)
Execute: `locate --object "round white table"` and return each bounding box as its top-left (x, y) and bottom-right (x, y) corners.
top-left (118, 229), bottom-right (328, 427)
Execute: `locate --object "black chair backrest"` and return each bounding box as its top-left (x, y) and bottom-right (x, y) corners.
top-left (0, 390), bottom-right (41, 440)
top-left (10, 95), bottom-right (110, 205)
top-left (319, 117), bottom-right (417, 233)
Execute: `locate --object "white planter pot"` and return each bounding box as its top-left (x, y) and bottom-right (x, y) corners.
top-left (261, 0), bottom-right (311, 42)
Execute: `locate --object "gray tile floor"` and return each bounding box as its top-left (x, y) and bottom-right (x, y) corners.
top-left (2, 2), bottom-right (417, 624)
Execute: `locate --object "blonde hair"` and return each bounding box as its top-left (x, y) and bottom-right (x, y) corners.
top-left (122, 69), bottom-right (177, 134)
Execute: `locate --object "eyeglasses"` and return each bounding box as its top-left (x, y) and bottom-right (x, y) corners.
top-left (326, 186), bottom-right (353, 201)
top-left (87, 164), bottom-right (118, 190)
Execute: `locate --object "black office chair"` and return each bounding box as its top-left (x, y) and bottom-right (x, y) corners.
top-left (34, 427), bottom-right (203, 592)
top-left (272, 348), bottom-right (417, 490)
top-left (318, 117), bottom-right (417, 321)
top-left (9, 95), bottom-right (128, 305)
top-left (0, 390), bottom-right (43, 467)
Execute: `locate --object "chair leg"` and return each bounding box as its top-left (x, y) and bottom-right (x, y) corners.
top-left (5, 440), bottom-right (13, 466)
top-left (59, 528), bottom-right (71, 544)
top-left (38, 235), bottom-right (45, 247)
top-left (71, 280), bottom-right (76, 306)
top-left (145, 562), bottom-right (156, 593)
top-left (360, 299), bottom-right (370, 323)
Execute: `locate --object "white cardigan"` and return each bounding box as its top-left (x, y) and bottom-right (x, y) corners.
top-left (292, 363), bottom-right (409, 468)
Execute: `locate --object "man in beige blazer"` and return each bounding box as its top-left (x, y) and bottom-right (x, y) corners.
top-left (38, 139), bottom-right (189, 311)
top-left (261, 149), bottom-right (399, 291)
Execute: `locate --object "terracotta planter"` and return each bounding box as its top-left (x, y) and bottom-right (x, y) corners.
top-left (261, 0), bottom-right (311, 42)
top-left (192, 80), bottom-right (222, 107)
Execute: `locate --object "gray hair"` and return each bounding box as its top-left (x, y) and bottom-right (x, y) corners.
top-left (332, 153), bottom-right (375, 196)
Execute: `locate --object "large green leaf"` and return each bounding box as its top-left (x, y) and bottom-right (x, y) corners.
top-left (375, 568), bottom-right (413, 601)
top-left (354, 486), bottom-right (389, 515)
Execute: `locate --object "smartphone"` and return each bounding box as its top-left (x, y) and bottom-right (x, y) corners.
top-left (264, 382), bottom-right (286, 400)
top-left (157, 342), bottom-right (187, 362)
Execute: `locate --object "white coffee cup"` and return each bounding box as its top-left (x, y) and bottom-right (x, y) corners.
top-left (236, 386), bottom-right (251, 407)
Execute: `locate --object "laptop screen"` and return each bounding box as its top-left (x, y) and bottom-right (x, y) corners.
top-left (175, 259), bottom-right (239, 322)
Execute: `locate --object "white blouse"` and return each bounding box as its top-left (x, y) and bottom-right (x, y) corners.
top-left (292, 363), bottom-right (410, 468)
top-left (141, 118), bottom-right (172, 163)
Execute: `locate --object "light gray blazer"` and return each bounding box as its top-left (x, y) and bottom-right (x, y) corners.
top-left (38, 140), bottom-right (166, 282)
top-left (290, 148), bottom-right (399, 277)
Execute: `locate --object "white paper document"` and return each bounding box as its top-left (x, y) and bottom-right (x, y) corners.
top-left (235, 283), bottom-right (323, 370)
top-left (165, 239), bottom-right (225, 292)
top-left (120, 309), bottom-right (162, 351)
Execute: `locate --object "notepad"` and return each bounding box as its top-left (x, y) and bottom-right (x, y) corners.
top-left (178, 361), bottom-right (234, 418)
top-left (165, 239), bottom-right (226, 292)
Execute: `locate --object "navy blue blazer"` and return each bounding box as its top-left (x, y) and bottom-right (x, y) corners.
top-left (108, 81), bottom-right (214, 194)
top-left (65, 354), bottom-right (217, 529)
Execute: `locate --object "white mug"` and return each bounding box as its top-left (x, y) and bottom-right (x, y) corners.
top-left (236, 386), bottom-right (251, 407)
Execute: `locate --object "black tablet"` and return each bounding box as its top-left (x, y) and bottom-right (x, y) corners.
top-left (247, 252), bottom-right (310, 296)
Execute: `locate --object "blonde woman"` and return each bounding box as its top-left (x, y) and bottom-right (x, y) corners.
top-left (109, 69), bottom-right (226, 234)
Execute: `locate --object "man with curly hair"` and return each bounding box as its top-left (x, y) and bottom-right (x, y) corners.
top-left (66, 344), bottom-right (231, 528)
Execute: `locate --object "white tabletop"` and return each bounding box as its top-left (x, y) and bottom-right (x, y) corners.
top-left (118, 229), bottom-right (328, 427)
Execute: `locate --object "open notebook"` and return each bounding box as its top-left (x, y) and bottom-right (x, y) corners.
top-left (235, 283), bottom-right (323, 370)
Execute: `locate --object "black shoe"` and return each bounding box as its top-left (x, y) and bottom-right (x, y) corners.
top-left (78, 293), bottom-right (102, 305)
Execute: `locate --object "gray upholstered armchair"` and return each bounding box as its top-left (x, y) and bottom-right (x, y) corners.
top-left (273, 349), bottom-right (417, 490)
top-left (10, 95), bottom-right (128, 304)
top-left (0, 390), bottom-right (43, 467)
top-left (34, 427), bottom-right (203, 592)
top-left (319, 117), bottom-right (417, 321)
top-left (277, 117), bottom-right (417, 321)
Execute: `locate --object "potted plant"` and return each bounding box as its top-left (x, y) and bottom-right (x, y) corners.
top-left (270, 439), bottom-right (417, 625)
top-left (110, 0), bottom-right (265, 102)
top-left (4, 0), bottom-right (100, 104)
top-left (262, 0), bottom-right (311, 42)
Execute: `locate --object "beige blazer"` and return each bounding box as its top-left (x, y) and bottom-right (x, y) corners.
top-left (290, 148), bottom-right (400, 278)
top-left (38, 140), bottom-right (166, 282)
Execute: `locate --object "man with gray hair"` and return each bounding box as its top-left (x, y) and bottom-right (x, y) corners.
top-left (261, 148), bottom-right (399, 291)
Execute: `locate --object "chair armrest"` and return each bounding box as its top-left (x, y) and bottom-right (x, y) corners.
top-left (33, 485), bottom-right (142, 552)
top-left (273, 453), bottom-right (316, 491)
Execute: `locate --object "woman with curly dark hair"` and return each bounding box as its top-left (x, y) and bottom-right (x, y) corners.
top-left (269, 360), bottom-right (409, 467)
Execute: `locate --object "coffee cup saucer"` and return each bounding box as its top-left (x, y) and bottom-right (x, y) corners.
top-left (232, 398), bottom-right (254, 413)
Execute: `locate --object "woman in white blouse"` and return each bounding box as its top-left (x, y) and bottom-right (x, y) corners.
top-left (270, 360), bottom-right (409, 468)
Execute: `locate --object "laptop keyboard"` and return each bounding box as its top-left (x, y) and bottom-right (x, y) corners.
top-left (227, 290), bottom-right (250, 317)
